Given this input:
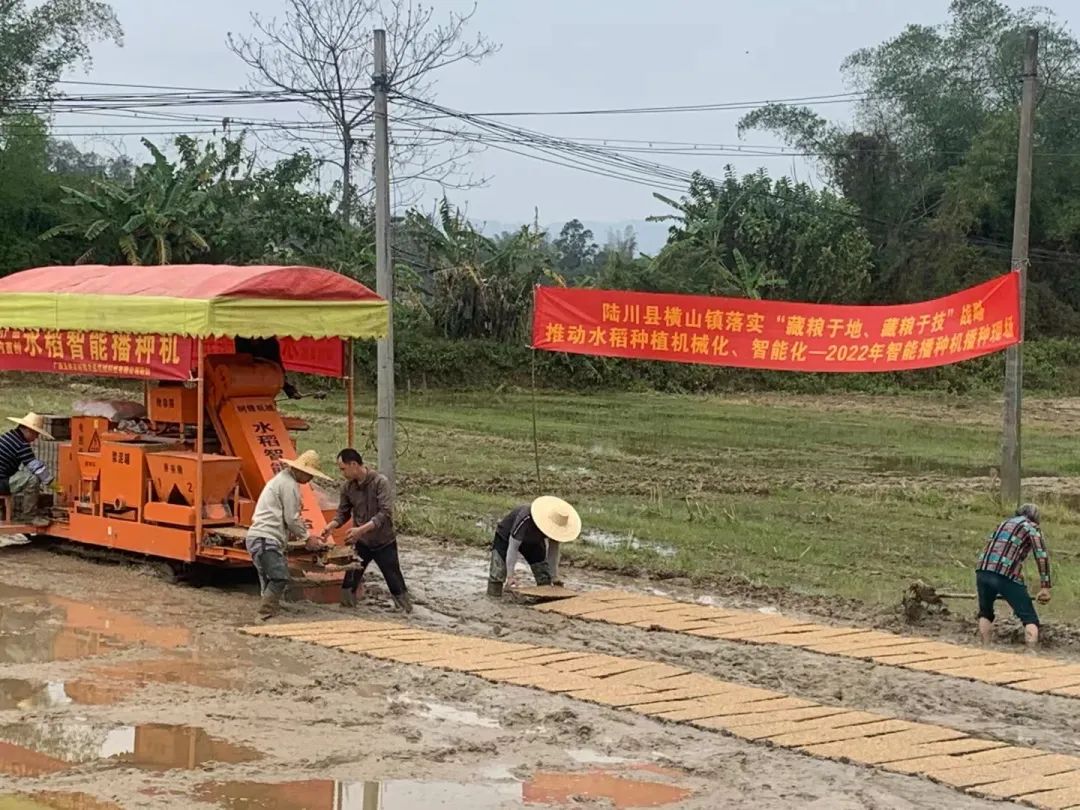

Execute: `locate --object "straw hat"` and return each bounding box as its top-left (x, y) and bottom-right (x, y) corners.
top-left (7, 413), bottom-right (53, 441)
top-left (531, 496), bottom-right (581, 544)
top-left (283, 450), bottom-right (332, 481)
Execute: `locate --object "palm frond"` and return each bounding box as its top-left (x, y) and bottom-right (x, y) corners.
top-left (39, 223), bottom-right (80, 241)
top-left (118, 236), bottom-right (140, 265)
top-left (84, 219), bottom-right (111, 241)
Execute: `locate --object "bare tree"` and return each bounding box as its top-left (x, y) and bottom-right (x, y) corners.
top-left (228, 0), bottom-right (497, 223)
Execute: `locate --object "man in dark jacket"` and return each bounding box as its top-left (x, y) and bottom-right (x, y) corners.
top-left (320, 448), bottom-right (411, 612)
top-left (487, 496), bottom-right (581, 597)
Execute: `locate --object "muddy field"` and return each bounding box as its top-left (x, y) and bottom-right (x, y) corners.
top-left (0, 536), bottom-right (1062, 809)
top-left (7, 383), bottom-right (1080, 622)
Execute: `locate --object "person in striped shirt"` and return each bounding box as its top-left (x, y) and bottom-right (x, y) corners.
top-left (975, 503), bottom-right (1051, 647)
top-left (0, 413), bottom-right (54, 528)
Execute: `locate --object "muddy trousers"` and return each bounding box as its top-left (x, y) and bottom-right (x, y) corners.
top-left (0, 470), bottom-right (43, 521)
top-left (249, 538), bottom-right (290, 599)
top-left (488, 533), bottom-right (551, 589)
top-left (342, 541), bottom-right (408, 597)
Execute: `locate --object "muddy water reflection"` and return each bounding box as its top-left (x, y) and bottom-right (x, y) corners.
top-left (88, 656), bottom-right (238, 690)
top-left (198, 768), bottom-right (692, 809)
top-left (396, 697), bottom-right (500, 729)
top-left (0, 658), bottom-right (232, 711)
top-left (117, 723), bottom-right (260, 769)
top-left (526, 768), bottom-right (692, 807)
top-left (0, 721), bottom-right (259, 775)
top-left (0, 584), bottom-right (190, 663)
top-left (0, 678), bottom-right (131, 709)
top-left (0, 791), bottom-right (123, 810)
top-left (198, 780), bottom-right (524, 810)
top-left (580, 530), bottom-right (678, 558)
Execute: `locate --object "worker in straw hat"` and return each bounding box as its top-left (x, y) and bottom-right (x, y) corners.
top-left (245, 450), bottom-right (332, 620)
top-left (0, 413), bottom-right (55, 528)
top-left (487, 496), bottom-right (581, 597)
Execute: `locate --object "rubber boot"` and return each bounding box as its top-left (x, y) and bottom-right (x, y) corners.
top-left (530, 562), bottom-right (553, 587)
top-left (257, 591), bottom-right (282, 621)
top-left (340, 588), bottom-right (357, 608)
top-left (393, 592), bottom-right (414, 614)
top-left (487, 580), bottom-right (504, 598)
top-left (14, 480), bottom-right (47, 528)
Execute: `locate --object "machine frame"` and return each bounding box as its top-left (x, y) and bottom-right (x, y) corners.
top-left (0, 264), bottom-right (388, 575)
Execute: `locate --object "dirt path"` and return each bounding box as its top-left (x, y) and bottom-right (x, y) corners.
top-left (0, 538), bottom-right (1047, 809)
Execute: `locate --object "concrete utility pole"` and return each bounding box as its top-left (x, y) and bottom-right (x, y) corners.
top-left (373, 28), bottom-right (396, 491)
top-left (1001, 28), bottom-right (1039, 507)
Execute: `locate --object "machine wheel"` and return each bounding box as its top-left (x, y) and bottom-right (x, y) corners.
top-left (149, 561), bottom-right (180, 584)
top-left (148, 561), bottom-right (205, 587)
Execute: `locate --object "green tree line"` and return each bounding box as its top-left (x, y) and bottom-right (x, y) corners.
top-left (2, 0), bottom-right (1079, 392)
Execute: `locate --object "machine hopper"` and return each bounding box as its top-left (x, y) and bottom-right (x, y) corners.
top-left (145, 452), bottom-right (242, 526)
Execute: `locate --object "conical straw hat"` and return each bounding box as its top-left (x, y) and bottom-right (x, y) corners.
top-left (283, 449), bottom-right (332, 481)
top-left (7, 413), bottom-right (54, 441)
top-left (530, 496), bottom-right (581, 543)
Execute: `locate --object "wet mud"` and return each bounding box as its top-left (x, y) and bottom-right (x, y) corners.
top-left (0, 539), bottom-right (1041, 809)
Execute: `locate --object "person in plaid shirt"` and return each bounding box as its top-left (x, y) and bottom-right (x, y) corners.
top-left (975, 503), bottom-right (1051, 647)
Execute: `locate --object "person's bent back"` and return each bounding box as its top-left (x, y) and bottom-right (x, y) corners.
top-left (975, 503), bottom-right (1051, 647)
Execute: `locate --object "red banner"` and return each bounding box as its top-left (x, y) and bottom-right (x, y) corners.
top-left (203, 338), bottom-right (344, 377)
top-left (532, 274), bottom-right (1020, 373)
top-left (0, 330), bottom-right (343, 380)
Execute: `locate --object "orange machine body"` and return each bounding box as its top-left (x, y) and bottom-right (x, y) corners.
top-left (18, 354), bottom-right (345, 569)
top-left (207, 356), bottom-right (327, 536)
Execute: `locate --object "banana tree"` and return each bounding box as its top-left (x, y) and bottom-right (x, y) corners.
top-left (403, 198), bottom-right (560, 341)
top-left (41, 139), bottom-right (210, 265)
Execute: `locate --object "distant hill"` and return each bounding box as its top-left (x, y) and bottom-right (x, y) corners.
top-left (474, 218), bottom-right (670, 256)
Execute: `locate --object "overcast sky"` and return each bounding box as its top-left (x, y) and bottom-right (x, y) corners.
top-left (62, 0), bottom-right (1077, 228)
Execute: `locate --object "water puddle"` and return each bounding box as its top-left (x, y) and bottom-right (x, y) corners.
top-left (580, 530), bottom-right (678, 558)
top-left (88, 656), bottom-right (238, 691)
top-left (566, 749), bottom-right (632, 765)
top-left (0, 791), bottom-right (123, 810)
top-left (197, 768), bottom-right (691, 809)
top-left (526, 768), bottom-right (692, 808)
top-left (197, 780), bottom-right (523, 809)
top-left (0, 678), bottom-right (131, 710)
top-left (0, 657), bottom-right (234, 712)
top-left (115, 723), bottom-right (260, 770)
top-left (0, 585), bottom-right (191, 664)
top-left (0, 721), bottom-right (260, 775)
top-left (297, 583), bottom-right (343, 604)
top-left (410, 699), bottom-right (500, 729)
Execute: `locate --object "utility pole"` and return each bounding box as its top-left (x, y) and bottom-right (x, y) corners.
top-left (1001, 28), bottom-right (1038, 507)
top-left (373, 28), bottom-right (396, 491)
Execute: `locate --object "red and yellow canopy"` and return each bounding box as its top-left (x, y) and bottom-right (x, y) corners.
top-left (0, 264), bottom-right (388, 339)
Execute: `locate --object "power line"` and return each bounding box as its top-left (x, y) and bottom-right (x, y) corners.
top-left (57, 79), bottom-right (283, 93)
top-left (9, 107), bottom-right (1080, 159)
top-left (2, 88), bottom-right (373, 113)
top-left (393, 95), bottom-right (887, 224)
top-left (2, 77), bottom-right (1074, 239)
top-left (391, 98), bottom-right (1062, 261)
top-left (396, 91), bottom-right (870, 119)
